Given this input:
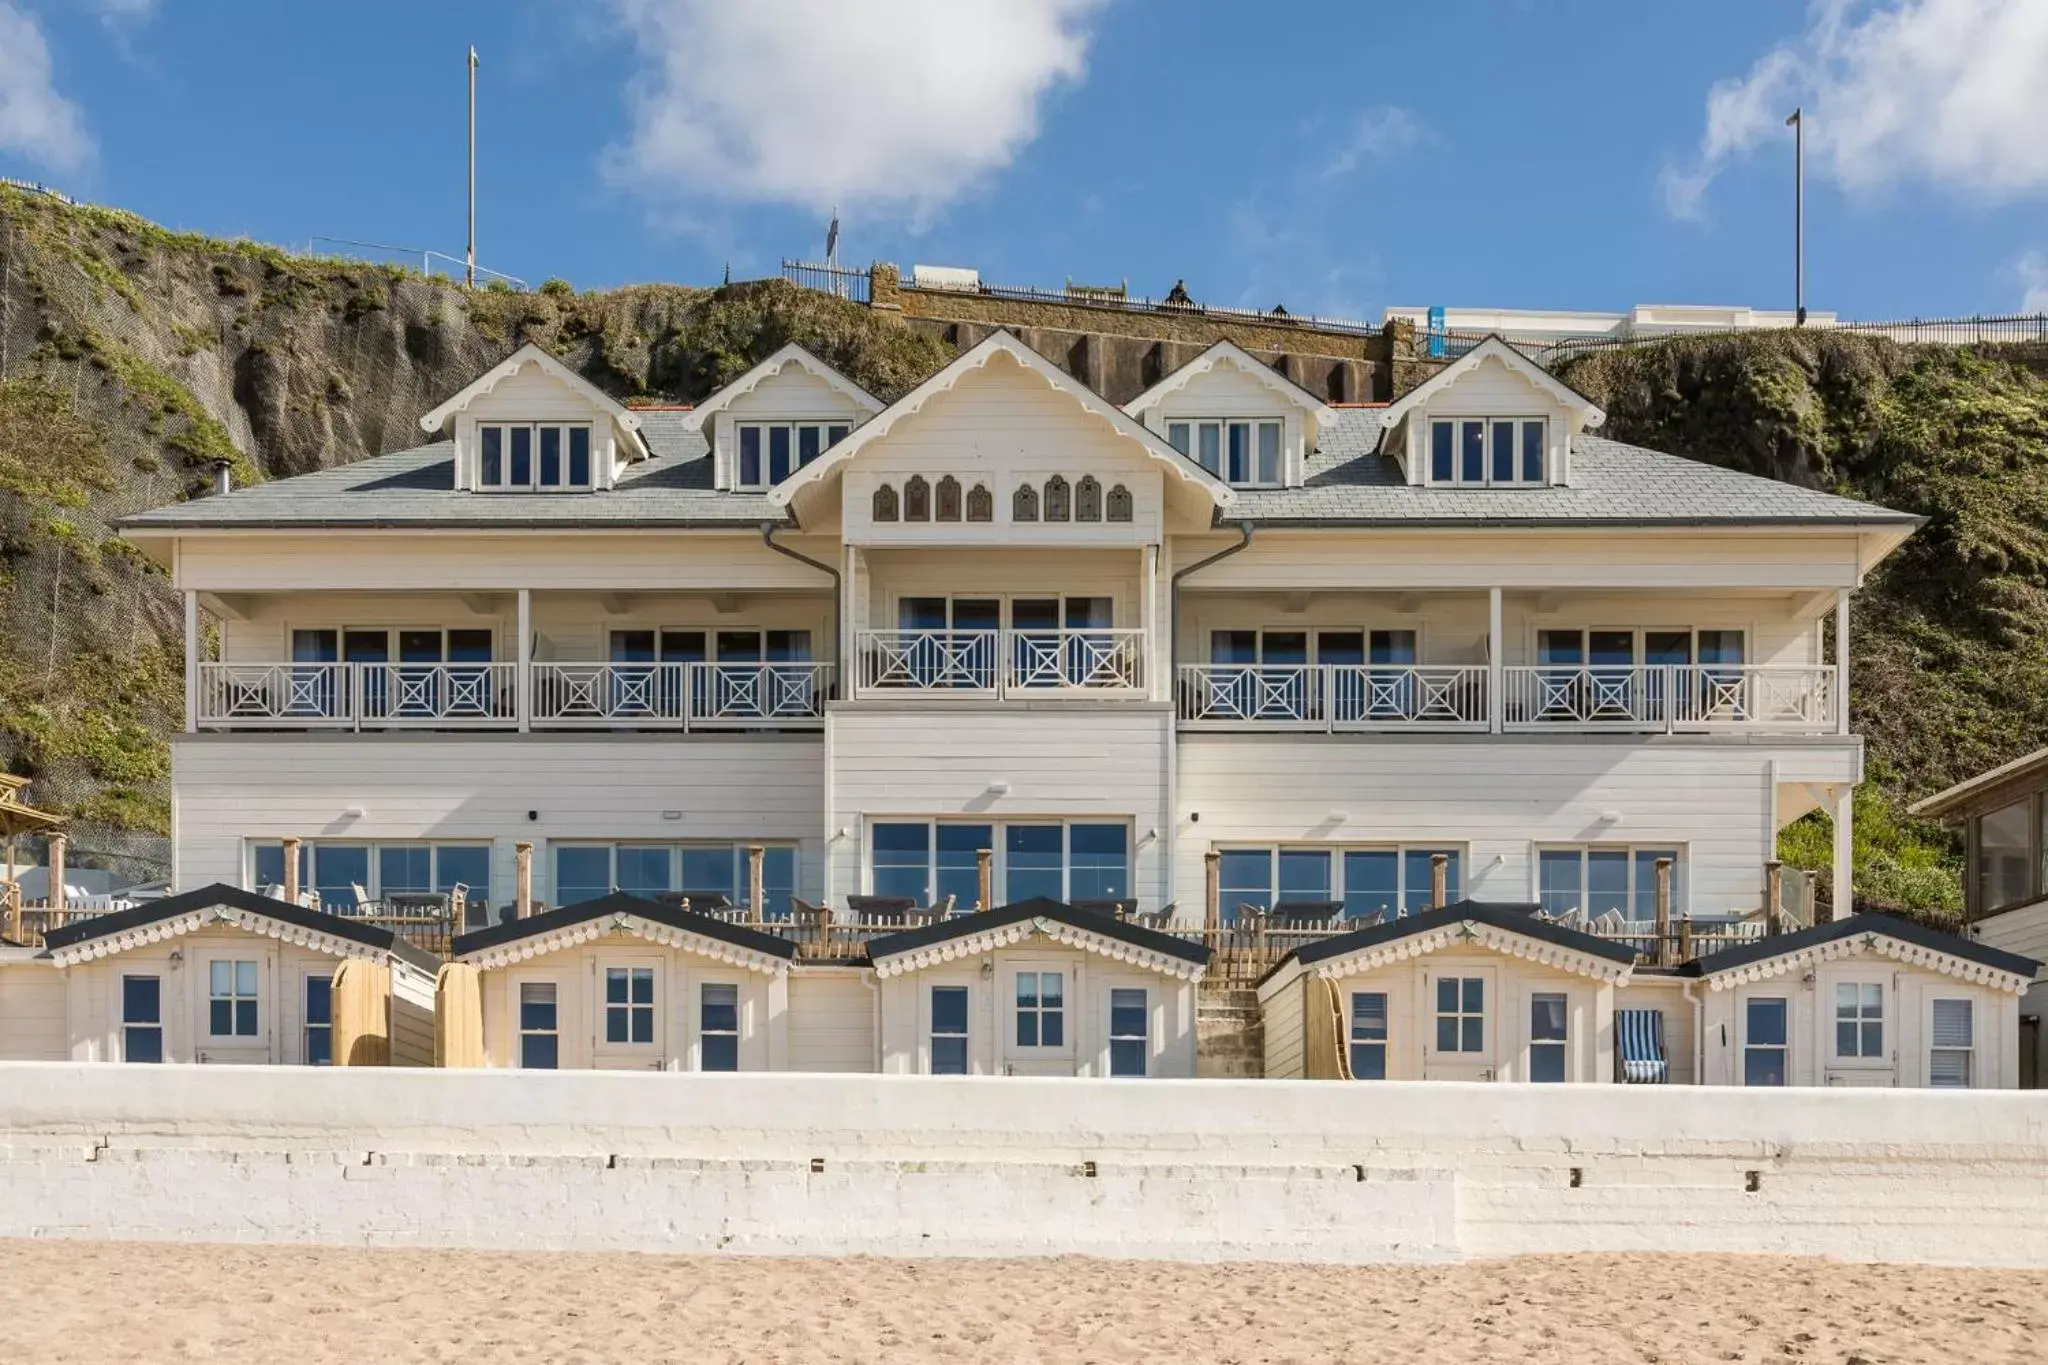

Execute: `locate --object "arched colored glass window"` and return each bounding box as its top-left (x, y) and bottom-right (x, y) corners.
top-left (904, 475), bottom-right (931, 522)
top-left (936, 475), bottom-right (962, 522)
top-left (872, 484), bottom-right (899, 522)
top-left (1075, 475), bottom-right (1102, 522)
top-left (1106, 484), bottom-right (1134, 522)
top-left (1013, 484), bottom-right (1039, 522)
top-left (966, 483), bottom-right (994, 522)
top-left (1044, 475), bottom-right (1070, 522)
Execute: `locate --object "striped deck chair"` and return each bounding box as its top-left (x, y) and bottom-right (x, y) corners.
top-left (1616, 1008), bottom-right (1668, 1084)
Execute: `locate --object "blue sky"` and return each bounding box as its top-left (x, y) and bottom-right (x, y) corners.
top-left (5, 1), bottom-right (2046, 320)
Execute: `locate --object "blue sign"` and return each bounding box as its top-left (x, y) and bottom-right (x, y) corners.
top-left (1427, 305), bottom-right (1446, 359)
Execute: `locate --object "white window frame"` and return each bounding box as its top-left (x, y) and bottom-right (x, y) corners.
top-left (927, 981), bottom-right (973, 1075)
top-left (1427, 416), bottom-right (1548, 488)
top-left (599, 961), bottom-right (660, 1052)
top-left (697, 980), bottom-right (742, 1072)
top-left (733, 420), bottom-right (849, 491)
top-left (1535, 844), bottom-right (1686, 921)
top-left (1213, 843), bottom-right (1467, 922)
top-left (548, 840), bottom-right (801, 914)
top-left (1741, 994), bottom-right (1790, 1087)
top-left (1349, 990), bottom-right (1389, 1080)
top-left (1831, 979), bottom-right (1887, 1063)
top-left (120, 972), bottom-right (164, 1064)
top-left (1528, 991), bottom-right (1569, 1083)
top-left (1433, 974), bottom-right (1488, 1055)
top-left (302, 970), bottom-right (333, 1067)
top-left (865, 819), bottom-right (1133, 908)
top-left (205, 957), bottom-right (261, 1040)
top-left (1529, 625), bottom-right (1749, 668)
top-left (1204, 625), bottom-right (1422, 665)
top-left (1010, 967), bottom-right (1070, 1057)
top-left (1165, 417), bottom-right (1285, 488)
top-left (476, 422), bottom-right (596, 492)
top-left (1107, 986), bottom-right (1149, 1077)
top-left (1928, 996), bottom-right (1975, 1089)
top-left (247, 839), bottom-right (494, 920)
top-left (516, 979), bottom-right (561, 1069)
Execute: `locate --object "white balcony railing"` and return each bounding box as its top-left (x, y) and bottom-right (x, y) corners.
top-left (195, 662), bottom-right (830, 731)
top-left (195, 662), bottom-right (517, 730)
top-left (1176, 664), bottom-right (1490, 731)
top-left (855, 629), bottom-right (1146, 697)
top-left (1502, 665), bottom-right (1836, 733)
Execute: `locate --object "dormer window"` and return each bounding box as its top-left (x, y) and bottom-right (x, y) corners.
top-left (1165, 418), bottom-right (1282, 487)
top-left (478, 423), bottom-right (593, 491)
top-left (1429, 418), bottom-right (1547, 487)
top-left (737, 421), bottom-right (850, 490)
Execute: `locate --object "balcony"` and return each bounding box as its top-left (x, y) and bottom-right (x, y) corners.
top-left (193, 662), bottom-right (833, 733)
top-left (854, 629), bottom-right (1146, 699)
top-left (1174, 663), bottom-right (1838, 735)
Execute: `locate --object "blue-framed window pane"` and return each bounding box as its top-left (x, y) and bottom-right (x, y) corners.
top-left (617, 846), bottom-right (673, 900)
top-left (738, 425), bottom-right (762, 486)
top-left (1349, 991), bottom-right (1388, 1080)
top-left (568, 426), bottom-right (591, 485)
top-left (378, 845), bottom-right (433, 895)
top-left (1004, 824), bottom-right (1063, 903)
top-left (872, 823), bottom-right (932, 903)
top-left (938, 824), bottom-right (993, 909)
top-left (1278, 849), bottom-right (1332, 900)
top-left (1588, 849), bottom-right (1630, 917)
top-left (1521, 420), bottom-right (1545, 482)
top-left (1530, 993), bottom-right (1567, 1083)
top-left (1491, 420), bottom-right (1517, 483)
top-left (1431, 421), bottom-right (1454, 481)
top-left (678, 846), bottom-right (736, 902)
top-left (1218, 849), bottom-right (1274, 921)
top-left (931, 986), bottom-right (969, 1074)
top-left (554, 846), bottom-right (612, 908)
top-left (1342, 850), bottom-right (1399, 921)
top-left (1402, 849), bottom-right (1460, 914)
top-left (700, 983), bottom-right (739, 1071)
top-left (304, 975), bottom-right (333, 1066)
top-left (1460, 421), bottom-right (1484, 482)
top-left (122, 975), bottom-right (163, 1064)
top-left (1069, 824), bottom-right (1129, 901)
top-left (1109, 987), bottom-right (1148, 1077)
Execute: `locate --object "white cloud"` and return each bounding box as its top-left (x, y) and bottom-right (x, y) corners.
top-left (607, 0), bottom-right (1103, 218)
top-left (0, 2), bottom-right (93, 174)
top-left (2019, 252), bottom-right (2048, 314)
top-left (1664, 0), bottom-right (2048, 219)
top-left (1321, 106), bottom-right (1421, 180)
top-left (88, 0), bottom-right (157, 22)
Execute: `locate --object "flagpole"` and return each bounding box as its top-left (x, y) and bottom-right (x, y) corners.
top-left (1786, 106), bottom-right (1803, 326)
top-left (467, 46), bottom-right (479, 289)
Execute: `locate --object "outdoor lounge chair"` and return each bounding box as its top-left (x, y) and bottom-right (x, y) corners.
top-left (1616, 1008), bottom-right (1669, 1083)
top-left (846, 894), bottom-right (920, 926)
top-left (1267, 900), bottom-right (1345, 929)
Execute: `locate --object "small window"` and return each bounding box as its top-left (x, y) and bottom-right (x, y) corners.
top-left (304, 974), bottom-right (333, 1066)
top-left (1075, 475), bottom-right (1102, 522)
top-left (966, 483), bottom-right (993, 522)
top-left (1044, 475), bottom-right (1070, 522)
top-left (122, 975), bottom-right (163, 1064)
top-left (1349, 991), bottom-right (1388, 1080)
top-left (1105, 484), bottom-right (1133, 522)
top-left (1167, 421), bottom-right (1191, 455)
top-left (606, 966), bottom-right (656, 1046)
top-left (904, 475), bottom-right (931, 521)
top-left (1012, 484), bottom-right (1039, 522)
top-left (208, 959), bottom-right (259, 1038)
top-left (1975, 798), bottom-right (2033, 912)
top-left (1834, 982), bottom-right (1884, 1060)
top-left (700, 982), bottom-right (739, 1071)
top-left (1435, 976), bottom-right (1485, 1053)
top-left (519, 982), bottom-right (559, 1069)
top-left (931, 985), bottom-right (970, 1074)
top-left (1529, 993), bottom-right (1568, 1082)
top-left (477, 423), bottom-right (595, 491)
top-left (734, 422), bottom-right (840, 490)
top-left (1929, 998), bottom-right (1974, 1088)
top-left (936, 475), bottom-right (962, 522)
top-left (1743, 996), bottom-right (1788, 1086)
top-left (1016, 971), bottom-right (1065, 1048)
top-left (1428, 418), bottom-right (1546, 487)
top-left (872, 484), bottom-right (899, 522)
top-left (1174, 418), bottom-right (1283, 486)
top-left (1108, 988), bottom-right (1148, 1077)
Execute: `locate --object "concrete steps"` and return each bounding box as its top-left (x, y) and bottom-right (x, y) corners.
top-left (1196, 985), bottom-right (1264, 1079)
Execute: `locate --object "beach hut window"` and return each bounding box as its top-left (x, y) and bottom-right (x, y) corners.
top-left (1015, 970), bottom-right (1065, 1048)
top-left (519, 981), bottom-right (560, 1069)
top-left (1106, 484), bottom-right (1133, 522)
top-left (936, 475), bottom-right (963, 521)
top-left (208, 959), bottom-right (260, 1038)
top-left (1833, 982), bottom-right (1884, 1060)
top-left (904, 475), bottom-right (931, 522)
top-left (303, 974), bottom-right (333, 1066)
top-left (606, 966), bottom-right (657, 1046)
top-left (1529, 993), bottom-right (1568, 1082)
top-left (1349, 992), bottom-right (1388, 1080)
top-left (966, 482), bottom-right (993, 522)
top-left (931, 986), bottom-right (970, 1074)
top-left (1109, 988), bottom-right (1149, 1077)
top-left (701, 982), bottom-right (741, 1071)
top-left (1929, 998), bottom-right (1974, 1088)
top-left (121, 975), bottom-right (163, 1064)
top-left (1434, 975), bottom-right (1485, 1054)
top-left (1742, 996), bottom-right (1788, 1086)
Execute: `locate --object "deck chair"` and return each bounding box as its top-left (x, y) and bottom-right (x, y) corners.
top-left (846, 894), bottom-right (920, 926)
top-left (1592, 908), bottom-right (1626, 935)
top-left (1616, 1008), bottom-right (1669, 1083)
top-left (1070, 898), bottom-right (1137, 920)
top-left (1269, 900), bottom-right (1345, 930)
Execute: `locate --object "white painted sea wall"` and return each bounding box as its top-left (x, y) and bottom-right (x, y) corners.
top-left (3, 1063), bottom-right (2045, 1266)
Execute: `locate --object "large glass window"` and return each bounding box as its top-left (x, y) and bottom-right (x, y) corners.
top-left (252, 840), bottom-right (492, 924)
top-left (605, 967), bottom-right (656, 1046)
top-left (1538, 847), bottom-right (1681, 921)
top-left (1743, 997), bottom-right (1788, 1086)
top-left (478, 423), bottom-right (593, 491)
top-left (1349, 991), bottom-right (1388, 1080)
top-left (1166, 418), bottom-right (1283, 486)
top-left (518, 982), bottom-right (559, 1069)
top-left (1834, 982), bottom-right (1884, 1060)
top-left (734, 422), bottom-right (847, 489)
top-left (549, 842), bottom-right (797, 914)
top-left (1976, 799), bottom-right (2033, 911)
top-left (1529, 993), bottom-right (1568, 1082)
top-left (1015, 971), bottom-right (1065, 1048)
top-left (1929, 998), bottom-right (1974, 1088)
top-left (1109, 988), bottom-right (1148, 1077)
top-left (1435, 976), bottom-right (1485, 1054)
top-left (208, 960), bottom-right (259, 1038)
top-left (1219, 846), bottom-right (1462, 924)
top-left (870, 821), bottom-right (1128, 909)
top-left (930, 986), bottom-right (970, 1074)
top-left (121, 975), bottom-right (163, 1064)
top-left (303, 974), bottom-right (332, 1066)
top-left (700, 983), bottom-right (740, 1071)
top-left (1429, 418), bottom-right (1546, 487)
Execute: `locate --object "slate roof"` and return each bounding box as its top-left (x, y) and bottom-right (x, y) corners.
top-left (1277, 900), bottom-right (1639, 977)
top-left (1680, 911), bottom-right (2041, 981)
top-left (38, 882), bottom-right (443, 973)
top-left (864, 896), bottom-right (1212, 968)
top-left (450, 889), bottom-right (800, 962)
top-left (121, 385), bottom-right (1915, 533)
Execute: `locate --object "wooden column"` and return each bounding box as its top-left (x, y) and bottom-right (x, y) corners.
top-left (514, 841), bottom-right (533, 919)
top-left (1203, 849), bottom-right (1221, 933)
top-left (747, 844), bottom-right (766, 919)
top-left (1430, 852), bottom-right (1448, 910)
top-left (46, 833), bottom-right (65, 912)
top-left (1653, 857), bottom-right (1673, 965)
top-left (1764, 860), bottom-right (1784, 935)
top-left (976, 847), bottom-right (993, 911)
top-left (281, 836), bottom-right (301, 905)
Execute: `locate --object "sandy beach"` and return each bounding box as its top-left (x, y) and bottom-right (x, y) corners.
top-left (1, 1241), bottom-right (2042, 1364)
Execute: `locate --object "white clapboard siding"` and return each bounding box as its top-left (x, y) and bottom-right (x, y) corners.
top-left (825, 707), bottom-right (1172, 906)
top-left (1262, 977), bottom-right (1305, 1079)
top-left (0, 961), bottom-right (68, 1062)
top-left (1174, 737), bottom-right (1859, 921)
top-left (1417, 353), bottom-right (1569, 419)
top-left (172, 736), bottom-right (826, 908)
top-left (787, 969), bottom-right (876, 1072)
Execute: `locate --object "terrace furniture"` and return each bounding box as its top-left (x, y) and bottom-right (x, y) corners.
top-left (846, 894), bottom-right (921, 926)
top-left (1592, 909), bottom-right (1626, 935)
top-left (1267, 900), bottom-right (1345, 929)
top-left (1616, 1009), bottom-right (1669, 1083)
top-left (1346, 908), bottom-right (1385, 929)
